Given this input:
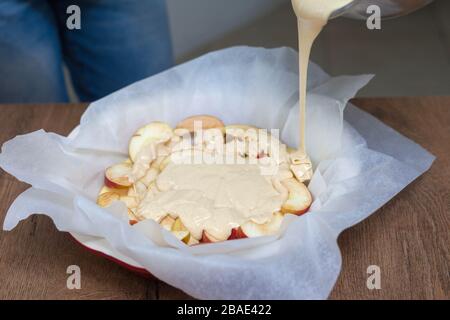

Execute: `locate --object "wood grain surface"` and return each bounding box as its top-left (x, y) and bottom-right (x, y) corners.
top-left (0, 98), bottom-right (448, 300)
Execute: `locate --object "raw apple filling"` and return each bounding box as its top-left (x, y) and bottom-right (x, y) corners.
top-left (97, 115), bottom-right (313, 245)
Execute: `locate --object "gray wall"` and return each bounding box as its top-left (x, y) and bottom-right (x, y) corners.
top-left (173, 0), bottom-right (450, 97)
top-left (166, 0), bottom-right (289, 59)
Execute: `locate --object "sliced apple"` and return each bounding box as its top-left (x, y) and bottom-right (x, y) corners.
top-left (176, 115), bottom-right (224, 133)
top-left (172, 230), bottom-right (190, 243)
top-left (290, 164), bottom-right (313, 183)
top-left (240, 212), bottom-right (284, 238)
top-left (127, 186), bottom-right (137, 198)
top-left (119, 195), bottom-right (138, 209)
top-left (151, 155), bottom-right (167, 170)
top-left (158, 156), bottom-right (172, 171)
top-left (129, 122), bottom-right (173, 162)
top-left (127, 208), bottom-right (142, 225)
top-left (280, 178), bottom-right (312, 215)
top-left (160, 215), bottom-right (175, 231)
top-left (138, 167), bottom-right (159, 187)
top-left (171, 217), bottom-right (187, 232)
top-left (128, 207), bottom-right (137, 217)
top-left (227, 227), bottom-right (248, 240)
top-left (134, 181), bottom-right (148, 200)
top-left (97, 192), bottom-right (120, 208)
top-left (200, 230), bottom-right (222, 243)
top-left (105, 162), bottom-right (133, 188)
top-left (288, 148), bottom-right (311, 165)
top-left (186, 236), bottom-right (200, 246)
top-left (288, 149), bottom-right (313, 183)
top-left (99, 185), bottom-right (128, 197)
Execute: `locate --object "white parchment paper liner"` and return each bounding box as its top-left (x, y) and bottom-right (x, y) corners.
top-left (0, 47), bottom-right (434, 299)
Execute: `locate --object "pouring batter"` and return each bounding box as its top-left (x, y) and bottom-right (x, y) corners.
top-left (291, 0), bottom-right (354, 152)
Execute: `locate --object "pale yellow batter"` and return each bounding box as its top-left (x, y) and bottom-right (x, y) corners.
top-left (132, 128), bottom-right (300, 241)
top-left (292, 0), bottom-right (354, 151)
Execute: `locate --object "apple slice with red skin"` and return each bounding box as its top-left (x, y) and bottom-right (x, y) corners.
top-left (200, 212), bottom-right (285, 242)
top-left (227, 227), bottom-right (248, 240)
top-left (171, 217), bottom-right (195, 244)
top-left (240, 212), bottom-right (284, 238)
top-left (104, 176), bottom-right (127, 189)
top-left (99, 185), bottom-right (129, 197)
top-left (176, 115), bottom-right (224, 133)
top-left (280, 178), bottom-right (312, 216)
top-left (105, 162), bottom-right (133, 188)
top-left (200, 231), bottom-right (222, 243)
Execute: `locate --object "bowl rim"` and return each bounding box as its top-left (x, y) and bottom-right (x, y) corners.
top-left (69, 232), bottom-right (153, 278)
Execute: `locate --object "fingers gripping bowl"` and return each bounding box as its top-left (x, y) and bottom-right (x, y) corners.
top-left (98, 115), bottom-right (313, 245)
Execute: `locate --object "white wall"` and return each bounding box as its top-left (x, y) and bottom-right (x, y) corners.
top-left (166, 0), bottom-right (289, 59)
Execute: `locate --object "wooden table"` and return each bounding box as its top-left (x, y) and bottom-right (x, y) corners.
top-left (0, 97), bottom-right (448, 300)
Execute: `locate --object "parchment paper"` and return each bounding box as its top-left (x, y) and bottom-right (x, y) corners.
top-left (0, 47), bottom-right (434, 299)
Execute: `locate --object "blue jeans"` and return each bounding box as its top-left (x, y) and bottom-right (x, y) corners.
top-left (0, 0), bottom-right (173, 103)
